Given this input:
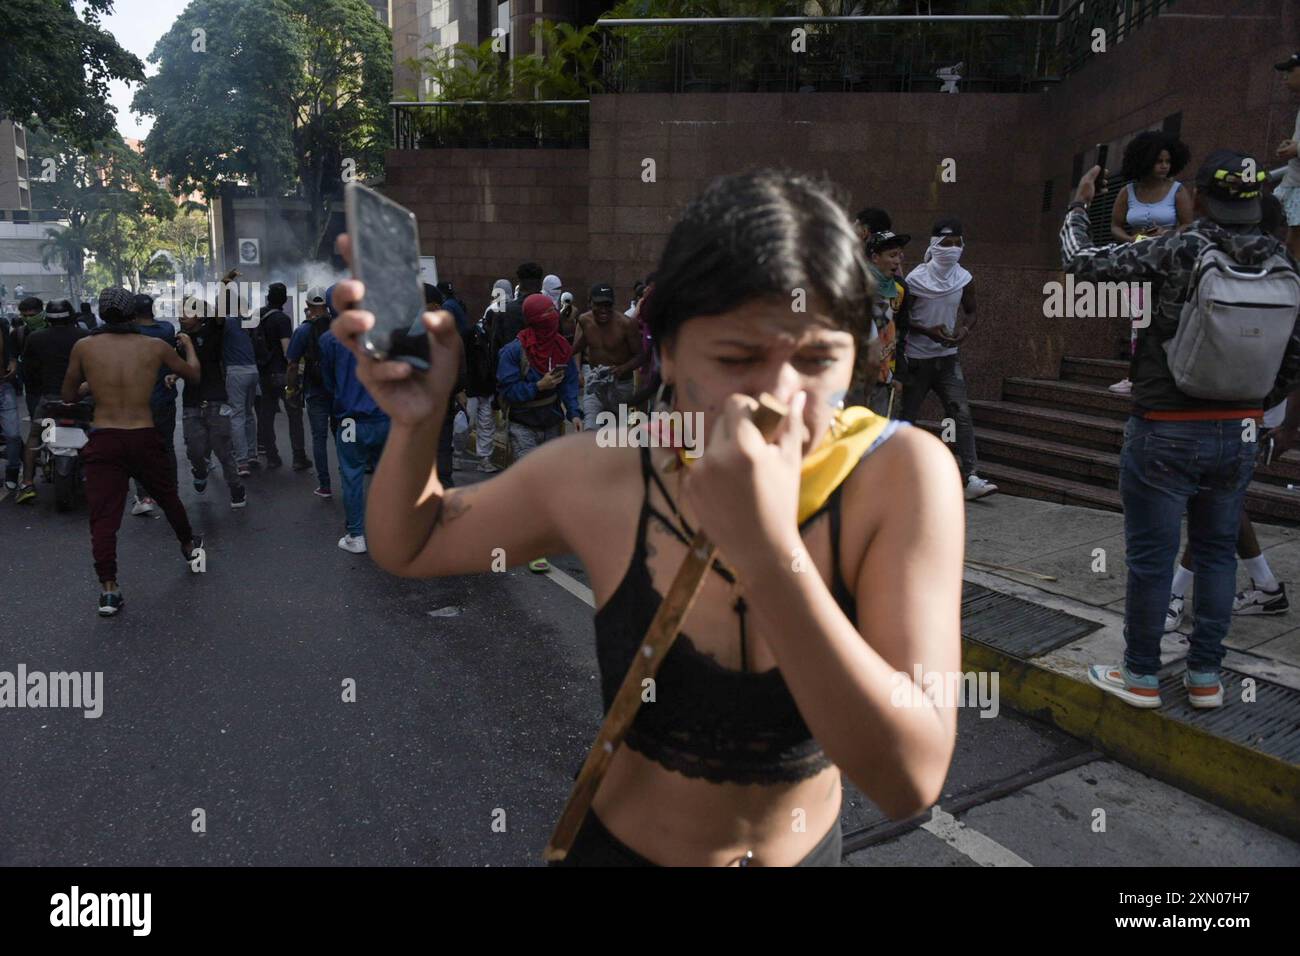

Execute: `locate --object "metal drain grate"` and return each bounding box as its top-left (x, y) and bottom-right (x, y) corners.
top-left (962, 582), bottom-right (1103, 658)
top-left (1156, 667), bottom-right (1300, 763)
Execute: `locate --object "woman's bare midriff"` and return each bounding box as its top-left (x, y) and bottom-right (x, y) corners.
top-left (592, 747), bottom-right (842, 866)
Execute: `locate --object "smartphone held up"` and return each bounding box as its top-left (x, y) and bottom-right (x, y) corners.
top-left (344, 182), bottom-right (431, 370)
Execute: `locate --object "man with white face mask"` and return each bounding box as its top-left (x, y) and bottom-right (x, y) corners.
top-left (899, 218), bottom-right (997, 500)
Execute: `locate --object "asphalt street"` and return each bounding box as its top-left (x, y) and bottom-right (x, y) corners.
top-left (1, 414), bottom-right (1296, 866)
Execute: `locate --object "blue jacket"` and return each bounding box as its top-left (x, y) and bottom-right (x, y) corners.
top-left (318, 331), bottom-right (388, 422)
top-left (497, 339), bottom-right (579, 428)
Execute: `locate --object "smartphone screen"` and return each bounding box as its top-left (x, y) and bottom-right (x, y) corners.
top-left (345, 182), bottom-right (429, 369)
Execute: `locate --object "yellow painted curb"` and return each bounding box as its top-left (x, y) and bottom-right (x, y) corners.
top-left (962, 639), bottom-right (1300, 841)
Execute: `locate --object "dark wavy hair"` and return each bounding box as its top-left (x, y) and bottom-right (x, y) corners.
top-left (642, 170), bottom-right (873, 354)
top-left (1120, 131), bottom-right (1191, 183)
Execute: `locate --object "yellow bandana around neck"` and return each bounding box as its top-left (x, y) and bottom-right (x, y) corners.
top-left (673, 405), bottom-right (891, 525)
top-left (796, 405), bottom-right (890, 524)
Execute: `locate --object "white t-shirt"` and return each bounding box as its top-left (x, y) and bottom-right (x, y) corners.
top-left (904, 287), bottom-right (962, 360)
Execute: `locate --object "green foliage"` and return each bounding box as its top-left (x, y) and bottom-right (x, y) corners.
top-left (133, 0), bottom-right (392, 258)
top-left (0, 0), bottom-right (145, 147)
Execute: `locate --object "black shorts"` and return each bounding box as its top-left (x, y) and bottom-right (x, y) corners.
top-left (549, 812), bottom-right (842, 867)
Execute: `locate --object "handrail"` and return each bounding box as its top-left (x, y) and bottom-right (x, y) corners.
top-left (598, 16), bottom-right (1061, 26)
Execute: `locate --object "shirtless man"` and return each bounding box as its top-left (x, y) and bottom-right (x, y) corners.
top-left (571, 283), bottom-right (645, 430)
top-left (61, 287), bottom-right (203, 616)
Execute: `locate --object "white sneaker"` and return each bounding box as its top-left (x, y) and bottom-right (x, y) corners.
top-left (1108, 378), bottom-right (1132, 394)
top-left (1233, 581), bottom-right (1289, 615)
top-left (338, 534), bottom-right (367, 554)
top-left (131, 496), bottom-right (155, 516)
top-left (478, 458), bottom-right (501, 474)
top-left (1164, 594), bottom-right (1186, 633)
top-left (964, 475), bottom-right (999, 500)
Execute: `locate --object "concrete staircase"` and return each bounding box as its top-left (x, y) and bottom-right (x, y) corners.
top-left (923, 356), bottom-right (1300, 523)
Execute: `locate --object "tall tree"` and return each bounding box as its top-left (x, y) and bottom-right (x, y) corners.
top-left (134, 0), bottom-right (391, 261)
top-left (0, 0), bottom-right (144, 147)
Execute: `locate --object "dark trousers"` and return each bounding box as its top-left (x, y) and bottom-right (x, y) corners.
top-left (257, 371), bottom-right (306, 464)
top-left (82, 427), bottom-right (193, 582)
top-left (182, 404), bottom-right (244, 492)
top-left (437, 396), bottom-right (456, 488)
top-left (134, 399), bottom-right (177, 499)
top-left (898, 354), bottom-right (978, 480)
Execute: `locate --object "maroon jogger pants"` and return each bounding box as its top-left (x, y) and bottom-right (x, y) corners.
top-left (82, 427), bottom-right (194, 582)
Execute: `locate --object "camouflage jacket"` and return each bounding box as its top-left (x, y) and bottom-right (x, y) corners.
top-left (1060, 208), bottom-right (1300, 413)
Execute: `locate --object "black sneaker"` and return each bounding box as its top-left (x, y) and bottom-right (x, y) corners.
top-left (98, 591), bottom-right (124, 617)
top-left (183, 533), bottom-right (204, 566)
top-left (291, 457), bottom-right (312, 472)
top-left (266, 457), bottom-right (283, 470)
top-left (230, 486), bottom-right (247, 509)
top-left (1233, 581), bottom-right (1289, 615)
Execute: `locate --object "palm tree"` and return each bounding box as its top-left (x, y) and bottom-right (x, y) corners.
top-left (40, 223), bottom-right (89, 302)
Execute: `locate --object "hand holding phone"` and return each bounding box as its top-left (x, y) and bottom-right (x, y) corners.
top-left (345, 182), bottom-right (431, 371)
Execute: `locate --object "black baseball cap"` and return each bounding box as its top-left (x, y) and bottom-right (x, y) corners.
top-left (931, 217), bottom-right (963, 237)
top-left (1274, 52), bottom-right (1300, 71)
top-left (1195, 149), bottom-right (1267, 225)
top-left (131, 294), bottom-right (154, 318)
top-left (590, 283), bottom-right (615, 304)
top-left (867, 230), bottom-right (911, 254)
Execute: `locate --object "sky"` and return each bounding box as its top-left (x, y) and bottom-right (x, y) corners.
top-left (97, 0), bottom-right (191, 140)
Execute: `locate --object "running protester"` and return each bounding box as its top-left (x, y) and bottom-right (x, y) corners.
top-left (129, 294), bottom-right (178, 517)
top-left (898, 219), bottom-right (998, 500)
top-left (15, 299), bottom-right (89, 504)
top-left (61, 287), bottom-right (202, 616)
top-left (572, 283), bottom-right (644, 431)
top-left (1062, 150), bottom-right (1300, 711)
top-left (318, 293), bottom-right (391, 555)
top-left (256, 283), bottom-right (310, 471)
top-left (1275, 52), bottom-right (1300, 261)
top-left (177, 302), bottom-right (247, 508)
top-left (330, 170), bottom-right (962, 866)
top-left (286, 288), bottom-right (335, 498)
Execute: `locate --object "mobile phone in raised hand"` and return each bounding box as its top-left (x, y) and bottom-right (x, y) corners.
top-left (345, 182), bottom-right (430, 370)
top-left (1095, 144), bottom-right (1109, 181)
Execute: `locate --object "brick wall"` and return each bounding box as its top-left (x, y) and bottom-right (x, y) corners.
top-left (382, 0), bottom-right (1297, 397)
top-left (383, 148), bottom-right (590, 316)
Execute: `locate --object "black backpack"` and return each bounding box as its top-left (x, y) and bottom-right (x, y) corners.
top-left (464, 314), bottom-right (497, 396)
top-left (303, 316), bottom-right (330, 388)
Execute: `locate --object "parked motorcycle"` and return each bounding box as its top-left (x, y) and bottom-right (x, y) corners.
top-left (37, 401), bottom-right (92, 512)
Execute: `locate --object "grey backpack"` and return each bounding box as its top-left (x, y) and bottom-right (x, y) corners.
top-left (1163, 233), bottom-right (1300, 401)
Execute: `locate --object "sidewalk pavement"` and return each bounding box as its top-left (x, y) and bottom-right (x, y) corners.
top-left (961, 493), bottom-right (1300, 841)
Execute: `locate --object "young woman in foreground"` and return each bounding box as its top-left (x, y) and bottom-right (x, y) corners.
top-left (332, 171), bottom-right (964, 866)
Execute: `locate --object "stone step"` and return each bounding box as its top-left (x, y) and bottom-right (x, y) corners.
top-left (1060, 356), bottom-right (1131, 386)
top-left (966, 400), bottom-right (1300, 486)
top-left (933, 429), bottom-right (1300, 522)
top-left (1002, 377), bottom-right (1132, 420)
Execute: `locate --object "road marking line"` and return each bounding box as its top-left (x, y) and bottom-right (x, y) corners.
top-left (545, 565), bottom-right (594, 608)
top-left (920, 805), bottom-right (1032, 867)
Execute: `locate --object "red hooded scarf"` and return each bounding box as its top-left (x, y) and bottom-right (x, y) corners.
top-left (518, 293), bottom-right (572, 373)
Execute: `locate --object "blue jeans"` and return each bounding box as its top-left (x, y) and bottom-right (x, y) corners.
top-left (306, 393), bottom-right (333, 490)
top-left (0, 381), bottom-right (21, 480)
top-left (335, 414), bottom-right (389, 537)
top-left (225, 364), bottom-right (260, 463)
top-left (1119, 417), bottom-right (1256, 676)
top-left (0, 379), bottom-right (22, 478)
